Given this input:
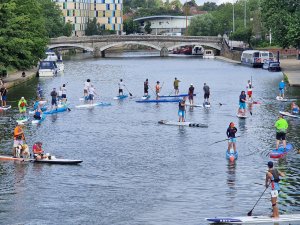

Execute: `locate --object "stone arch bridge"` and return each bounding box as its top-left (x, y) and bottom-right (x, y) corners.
top-left (49, 35), bottom-right (222, 57)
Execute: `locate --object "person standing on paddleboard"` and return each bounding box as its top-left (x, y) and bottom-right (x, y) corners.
top-left (155, 81), bottom-right (161, 100)
top-left (203, 83), bottom-right (210, 103)
top-left (61, 84), bottom-right (67, 103)
top-left (278, 80), bottom-right (285, 98)
top-left (118, 79), bottom-right (125, 96)
top-left (50, 88), bottom-right (58, 110)
top-left (13, 124), bottom-right (25, 157)
top-left (178, 97), bottom-right (186, 122)
top-left (173, 77), bottom-right (180, 96)
top-left (84, 79), bottom-right (91, 98)
top-left (275, 115), bottom-right (288, 151)
top-left (226, 122), bottom-right (237, 153)
top-left (88, 84), bottom-right (98, 104)
top-left (188, 84), bottom-right (194, 105)
top-left (238, 91), bottom-right (247, 116)
top-left (265, 161), bottom-right (285, 218)
top-left (0, 84), bottom-right (8, 107)
top-left (144, 79), bottom-right (149, 96)
top-left (18, 97), bottom-right (28, 118)
top-left (246, 80), bottom-right (253, 101)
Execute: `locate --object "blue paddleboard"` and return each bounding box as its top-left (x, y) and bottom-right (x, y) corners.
top-left (226, 149), bottom-right (238, 161)
top-left (270, 143), bottom-right (293, 158)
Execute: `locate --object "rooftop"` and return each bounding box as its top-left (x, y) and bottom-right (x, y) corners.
top-left (134, 15), bottom-right (194, 22)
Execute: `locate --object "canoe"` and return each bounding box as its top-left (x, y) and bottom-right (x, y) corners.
top-left (75, 102), bottom-right (111, 108)
top-left (185, 103), bottom-right (203, 107)
top-left (0, 105), bottom-right (11, 111)
top-left (44, 107), bottom-right (68, 115)
top-left (136, 99), bottom-right (181, 103)
top-left (206, 214), bottom-right (300, 224)
top-left (160, 94), bottom-right (196, 98)
top-left (279, 111), bottom-right (300, 118)
top-left (226, 149), bottom-right (238, 161)
top-left (270, 143), bottom-right (293, 158)
top-left (113, 95), bottom-right (128, 100)
top-left (0, 155), bottom-right (82, 164)
top-left (32, 115), bottom-right (46, 125)
top-left (158, 120), bottom-right (208, 127)
top-left (236, 113), bottom-right (247, 119)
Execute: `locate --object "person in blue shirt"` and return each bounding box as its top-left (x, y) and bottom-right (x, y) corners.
top-left (238, 91), bottom-right (247, 116)
top-left (278, 80), bottom-right (285, 98)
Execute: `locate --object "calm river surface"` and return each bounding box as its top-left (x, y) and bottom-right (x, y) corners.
top-left (0, 52), bottom-right (299, 225)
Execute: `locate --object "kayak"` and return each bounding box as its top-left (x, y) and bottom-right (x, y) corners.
top-left (0, 155), bottom-right (82, 164)
top-left (113, 95), bottom-right (128, 100)
top-left (136, 99), bottom-right (181, 103)
top-left (16, 116), bottom-right (29, 124)
top-left (44, 107), bottom-right (68, 115)
top-left (276, 96), bottom-right (297, 102)
top-left (32, 115), bottom-right (46, 125)
top-left (160, 94), bottom-right (196, 98)
top-left (236, 113), bottom-right (247, 119)
top-left (226, 149), bottom-right (238, 161)
top-left (75, 102), bottom-right (111, 108)
top-left (206, 214), bottom-right (300, 224)
top-left (158, 120), bottom-right (208, 127)
top-left (270, 143), bottom-right (293, 158)
top-left (279, 111), bottom-right (300, 118)
top-left (203, 102), bottom-right (211, 108)
top-left (141, 95), bottom-right (151, 100)
top-left (185, 103), bottom-right (203, 107)
top-left (0, 105), bottom-right (11, 111)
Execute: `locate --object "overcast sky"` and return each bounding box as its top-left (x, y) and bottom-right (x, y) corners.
top-left (178, 0), bottom-right (232, 5)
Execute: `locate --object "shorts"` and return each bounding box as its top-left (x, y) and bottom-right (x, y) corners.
top-left (174, 87), bottom-right (179, 90)
top-left (33, 115), bottom-right (41, 120)
top-left (188, 95), bottom-right (193, 100)
top-left (271, 190), bottom-right (279, 198)
top-left (279, 88), bottom-right (284, 95)
top-left (19, 107), bottom-right (26, 113)
top-left (14, 140), bottom-right (24, 148)
top-left (178, 110), bottom-right (185, 117)
top-left (88, 94), bottom-right (94, 100)
top-left (119, 89), bottom-right (123, 94)
top-left (204, 93), bottom-right (210, 99)
top-left (239, 102), bottom-right (246, 109)
top-left (228, 138), bottom-right (236, 143)
top-left (51, 99), bottom-right (57, 106)
top-left (144, 88), bottom-right (148, 93)
top-left (276, 132), bottom-right (286, 141)
top-left (247, 90), bottom-right (252, 97)
top-left (156, 92), bottom-right (160, 97)
top-left (62, 94), bottom-right (66, 99)
top-left (2, 96), bottom-right (7, 101)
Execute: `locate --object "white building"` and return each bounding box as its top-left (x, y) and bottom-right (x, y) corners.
top-left (134, 15), bottom-right (193, 35)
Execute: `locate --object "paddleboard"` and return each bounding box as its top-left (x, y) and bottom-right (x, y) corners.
top-left (44, 107), bottom-right (68, 115)
top-left (29, 106), bottom-right (47, 114)
top-left (32, 115), bottom-right (46, 125)
top-left (276, 96), bottom-right (297, 102)
top-left (160, 94), bottom-right (196, 98)
top-left (113, 95), bottom-right (128, 100)
top-left (206, 214), bottom-right (300, 224)
top-left (203, 102), bottom-right (211, 108)
top-left (158, 120), bottom-right (208, 127)
top-left (226, 149), bottom-right (238, 161)
top-left (185, 103), bottom-right (203, 107)
top-left (16, 117), bottom-right (29, 124)
top-left (0, 105), bottom-right (11, 111)
top-left (279, 111), bottom-right (300, 118)
top-left (33, 158), bottom-right (83, 165)
top-left (270, 143), bottom-right (293, 158)
top-left (236, 113), bottom-right (247, 119)
top-left (75, 102), bottom-right (111, 109)
top-left (136, 99), bottom-right (181, 103)
top-left (141, 95), bottom-right (151, 100)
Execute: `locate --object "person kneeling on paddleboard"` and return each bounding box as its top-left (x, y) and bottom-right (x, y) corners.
top-left (291, 102), bottom-right (299, 114)
top-left (32, 142), bottom-right (48, 160)
top-left (275, 115), bottom-right (288, 151)
top-left (226, 122), bottom-right (237, 153)
top-left (265, 161), bottom-right (285, 218)
top-left (33, 107), bottom-right (43, 120)
top-left (178, 98), bottom-right (186, 122)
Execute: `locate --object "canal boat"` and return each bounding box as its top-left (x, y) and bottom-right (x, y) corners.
top-left (37, 61), bottom-right (58, 77)
top-left (45, 50), bottom-right (64, 73)
top-left (158, 120), bottom-right (208, 127)
top-left (192, 45), bottom-right (204, 56)
top-left (241, 50), bottom-right (274, 68)
top-left (203, 49), bottom-right (215, 59)
top-left (270, 143), bottom-right (293, 158)
top-left (206, 214), bottom-right (300, 224)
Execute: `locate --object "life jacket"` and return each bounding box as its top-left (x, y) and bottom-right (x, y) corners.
top-left (20, 102), bottom-right (25, 107)
top-left (33, 144), bottom-right (43, 154)
top-left (35, 111), bottom-right (41, 117)
top-left (14, 127), bottom-right (24, 140)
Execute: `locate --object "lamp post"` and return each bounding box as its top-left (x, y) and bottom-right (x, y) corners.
top-left (244, 0), bottom-right (247, 28)
top-left (232, 0), bottom-right (235, 33)
top-left (185, 0), bottom-right (188, 36)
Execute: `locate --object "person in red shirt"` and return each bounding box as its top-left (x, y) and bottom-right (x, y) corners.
top-left (32, 142), bottom-right (47, 160)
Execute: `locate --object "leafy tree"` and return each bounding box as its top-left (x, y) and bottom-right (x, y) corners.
top-left (0, 0), bottom-right (48, 70)
top-left (63, 21), bottom-right (73, 37)
top-left (188, 14), bottom-right (217, 36)
top-left (123, 18), bottom-right (141, 34)
top-left (85, 18), bottom-right (101, 36)
top-left (144, 21), bottom-right (152, 34)
top-left (231, 27), bottom-right (253, 46)
top-left (200, 2), bottom-right (218, 11)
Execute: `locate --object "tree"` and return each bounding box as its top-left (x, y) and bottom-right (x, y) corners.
top-left (144, 21), bottom-right (152, 34)
top-left (188, 14), bottom-right (217, 36)
top-left (231, 27), bottom-right (253, 46)
top-left (123, 18), bottom-right (141, 34)
top-left (63, 21), bottom-right (73, 37)
top-left (85, 18), bottom-right (101, 36)
top-left (200, 2), bottom-right (218, 11)
top-left (0, 0), bottom-right (48, 70)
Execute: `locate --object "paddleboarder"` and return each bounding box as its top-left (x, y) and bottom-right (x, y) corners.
top-left (118, 79), bottom-right (125, 96)
top-left (275, 114), bottom-right (288, 151)
top-left (278, 80), bottom-right (285, 98)
top-left (37, 84), bottom-right (43, 100)
top-left (13, 124), bottom-right (25, 157)
top-left (88, 84), bottom-right (98, 104)
top-left (291, 102), bottom-right (299, 114)
top-left (155, 81), bottom-right (161, 99)
top-left (173, 77), bottom-right (180, 95)
top-left (32, 142), bottom-right (48, 160)
top-left (265, 161), bottom-right (285, 218)
top-left (238, 91), bottom-right (247, 116)
top-left (61, 84), bottom-right (67, 103)
top-left (84, 79), bottom-right (91, 98)
top-left (50, 88), bottom-right (58, 110)
top-left (188, 84), bottom-right (194, 105)
top-left (203, 83), bottom-right (210, 103)
top-left (246, 80), bottom-right (253, 101)
top-left (0, 84), bottom-right (7, 107)
top-left (226, 122), bottom-right (237, 153)
top-left (144, 79), bottom-right (149, 96)
top-left (18, 97), bottom-right (28, 117)
top-left (178, 97), bottom-right (186, 122)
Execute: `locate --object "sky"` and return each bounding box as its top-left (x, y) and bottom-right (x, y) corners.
top-left (178, 0), bottom-right (232, 5)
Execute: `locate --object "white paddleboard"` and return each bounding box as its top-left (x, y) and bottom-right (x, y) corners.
top-left (75, 102), bottom-right (111, 108)
top-left (206, 214), bottom-right (300, 224)
top-left (279, 111), bottom-right (300, 118)
top-left (0, 105), bottom-right (11, 110)
top-left (185, 103), bottom-right (203, 107)
top-left (158, 120), bottom-right (208, 127)
top-left (236, 113), bottom-right (247, 118)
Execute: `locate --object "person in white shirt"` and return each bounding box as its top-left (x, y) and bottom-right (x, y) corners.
top-left (61, 84), bottom-right (67, 102)
top-left (84, 79), bottom-right (91, 97)
top-left (88, 85), bottom-right (98, 104)
top-left (246, 80), bottom-right (253, 101)
top-left (118, 79), bottom-right (125, 96)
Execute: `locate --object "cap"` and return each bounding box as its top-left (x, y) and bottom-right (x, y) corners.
top-left (190, 84), bottom-right (193, 86)
top-left (267, 161), bottom-right (273, 168)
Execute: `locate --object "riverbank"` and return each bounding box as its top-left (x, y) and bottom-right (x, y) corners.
top-left (2, 68), bottom-right (37, 89)
top-left (215, 56), bottom-right (240, 64)
top-left (280, 59), bottom-right (300, 87)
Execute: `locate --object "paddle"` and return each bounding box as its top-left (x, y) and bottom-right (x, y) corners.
top-left (209, 136), bottom-right (241, 146)
top-left (124, 85), bottom-right (133, 97)
top-left (247, 183), bottom-right (269, 216)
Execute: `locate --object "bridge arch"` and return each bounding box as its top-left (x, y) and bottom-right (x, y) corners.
top-left (100, 41), bottom-right (162, 52)
top-left (48, 44), bottom-right (93, 52)
top-left (168, 42), bottom-right (221, 51)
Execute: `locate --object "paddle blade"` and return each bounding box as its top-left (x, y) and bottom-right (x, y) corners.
top-left (247, 210), bottom-right (253, 216)
top-left (129, 93), bottom-right (133, 97)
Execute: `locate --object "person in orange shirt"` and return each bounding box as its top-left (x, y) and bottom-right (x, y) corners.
top-left (13, 124), bottom-right (25, 157)
top-left (155, 81), bottom-right (161, 100)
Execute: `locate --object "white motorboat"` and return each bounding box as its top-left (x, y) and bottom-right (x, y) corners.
top-left (203, 49), bottom-right (215, 59)
top-left (38, 61), bottom-right (58, 77)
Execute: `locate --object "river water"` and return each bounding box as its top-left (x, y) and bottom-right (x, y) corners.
top-left (0, 52), bottom-right (299, 225)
